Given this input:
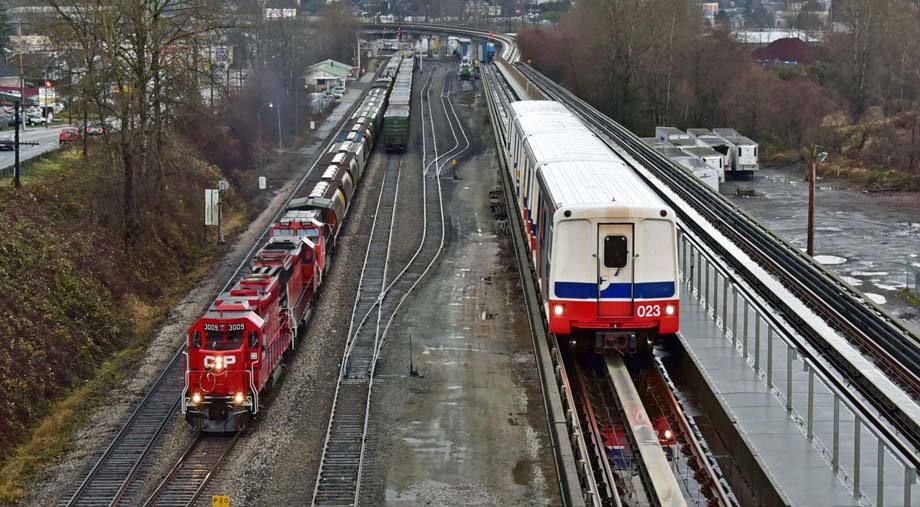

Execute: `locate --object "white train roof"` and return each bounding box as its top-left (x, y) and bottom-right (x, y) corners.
top-left (524, 133), bottom-right (618, 166)
top-left (539, 160), bottom-right (668, 211)
top-left (509, 100), bottom-right (569, 117)
top-left (513, 112), bottom-right (590, 137)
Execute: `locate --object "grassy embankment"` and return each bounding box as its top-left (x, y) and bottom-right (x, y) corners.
top-left (0, 146), bottom-right (249, 503)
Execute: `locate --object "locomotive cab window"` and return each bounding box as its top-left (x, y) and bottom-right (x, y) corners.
top-left (248, 331), bottom-right (259, 349)
top-left (204, 329), bottom-right (244, 350)
top-left (604, 235), bottom-right (629, 268)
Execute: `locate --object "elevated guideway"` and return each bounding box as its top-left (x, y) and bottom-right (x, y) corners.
top-left (369, 22), bottom-right (920, 506)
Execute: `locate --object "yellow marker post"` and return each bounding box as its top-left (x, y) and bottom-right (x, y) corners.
top-left (212, 495), bottom-right (230, 507)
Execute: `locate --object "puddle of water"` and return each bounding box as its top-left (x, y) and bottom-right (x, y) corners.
top-left (724, 165), bottom-right (920, 331)
top-left (864, 293), bottom-right (887, 304)
top-left (839, 276), bottom-right (862, 286)
top-left (511, 459), bottom-right (531, 486)
top-left (814, 255), bottom-right (848, 265)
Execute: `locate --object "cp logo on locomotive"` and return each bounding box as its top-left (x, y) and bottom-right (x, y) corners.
top-left (203, 355), bottom-right (237, 368)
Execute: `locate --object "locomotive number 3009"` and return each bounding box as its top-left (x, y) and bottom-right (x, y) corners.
top-left (636, 305), bottom-right (661, 318)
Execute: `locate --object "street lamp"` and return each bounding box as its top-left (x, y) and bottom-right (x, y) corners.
top-left (256, 101), bottom-right (273, 150)
top-left (807, 144), bottom-right (828, 257)
top-left (275, 96), bottom-right (282, 151)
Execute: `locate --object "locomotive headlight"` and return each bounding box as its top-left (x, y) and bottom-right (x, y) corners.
top-left (234, 392), bottom-right (245, 405)
top-left (191, 392), bottom-right (202, 404)
top-left (553, 304), bottom-right (565, 316)
top-left (665, 304), bottom-right (676, 316)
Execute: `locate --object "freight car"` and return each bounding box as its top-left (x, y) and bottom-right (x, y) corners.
top-left (504, 101), bottom-right (680, 353)
top-left (382, 57), bottom-right (415, 151)
top-left (182, 56), bottom-right (412, 431)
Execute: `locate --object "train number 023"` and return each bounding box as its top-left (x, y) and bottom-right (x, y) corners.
top-left (636, 305), bottom-right (661, 318)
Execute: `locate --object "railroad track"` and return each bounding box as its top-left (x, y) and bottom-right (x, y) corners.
top-left (60, 81), bottom-right (382, 507)
top-left (61, 349), bottom-right (185, 507)
top-left (311, 150), bottom-right (404, 507)
top-left (142, 432), bottom-right (240, 507)
top-left (514, 63), bottom-right (920, 469)
top-left (312, 63), bottom-right (471, 507)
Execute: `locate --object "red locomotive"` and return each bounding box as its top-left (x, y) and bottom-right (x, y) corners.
top-left (182, 65), bottom-right (395, 432)
top-left (182, 236), bottom-right (317, 431)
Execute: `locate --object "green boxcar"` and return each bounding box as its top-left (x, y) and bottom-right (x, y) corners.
top-left (383, 105), bottom-right (410, 151)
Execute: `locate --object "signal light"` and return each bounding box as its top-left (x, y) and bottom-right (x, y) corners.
top-left (44, 80), bottom-right (53, 87)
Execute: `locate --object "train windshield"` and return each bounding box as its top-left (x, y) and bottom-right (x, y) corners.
top-left (604, 235), bottom-right (629, 268)
top-left (203, 329), bottom-right (244, 350)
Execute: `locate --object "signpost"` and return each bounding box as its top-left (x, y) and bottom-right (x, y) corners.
top-left (212, 495), bottom-right (230, 507)
top-left (205, 183), bottom-right (227, 243)
top-left (205, 189), bottom-right (219, 227)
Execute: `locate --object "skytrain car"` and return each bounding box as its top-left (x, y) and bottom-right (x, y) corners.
top-left (504, 101), bottom-right (680, 353)
top-left (534, 162), bottom-right (679, 352)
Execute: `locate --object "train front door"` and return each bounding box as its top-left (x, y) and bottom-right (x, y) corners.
top-left (597, 224), bottom-right (634, 317)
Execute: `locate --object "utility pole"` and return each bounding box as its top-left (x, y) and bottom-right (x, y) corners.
top-left (807, 146), bottom-right (828, 257)
top-left (276, 95), bottom-right (282, 151)
top-left (17, 21), bottom-right (25, 134)
top-left (807, 144), bottom-right (816, 256)
top-left (356, 33), bottom-right (361, 76)
top-left (13, 101), bottom-right (20, 188)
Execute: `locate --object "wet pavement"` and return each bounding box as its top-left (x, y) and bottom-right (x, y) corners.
top-left (365, 61), bottom-right (559, 506)
top-left (722, 164), bottom-right (920, 333)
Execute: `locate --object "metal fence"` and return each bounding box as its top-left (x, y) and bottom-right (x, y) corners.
top-left (677, 227), bottom-right (919, 507)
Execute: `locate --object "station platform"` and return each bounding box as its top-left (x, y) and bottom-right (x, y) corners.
top-left (676, 284), bottom-right (920, 506)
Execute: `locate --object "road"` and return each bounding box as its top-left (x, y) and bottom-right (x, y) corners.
top-left (0, 124), bottom-right (69, 173)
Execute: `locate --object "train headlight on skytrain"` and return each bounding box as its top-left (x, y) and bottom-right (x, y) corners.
top-left (553, 304), bottom-right (565, 316)
top-left (665, 304), bottom-right (676, 316)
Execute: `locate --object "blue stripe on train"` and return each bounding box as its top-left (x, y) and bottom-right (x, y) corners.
top-left (554, 281), bottom-right (676, 299)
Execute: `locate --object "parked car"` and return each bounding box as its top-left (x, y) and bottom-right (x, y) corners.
top-left (332, 85), bottom-right (346, 95)
top-left (85, 122), bottom-right (105, 136)
top-left (0, 133), bottom-right (14, 151)
top-left (5, 115), bottom-right (21, 127)
top-left (59, 126), bottom-right (80, 145)
top-left (26, 112), bottom-right (46, 126)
